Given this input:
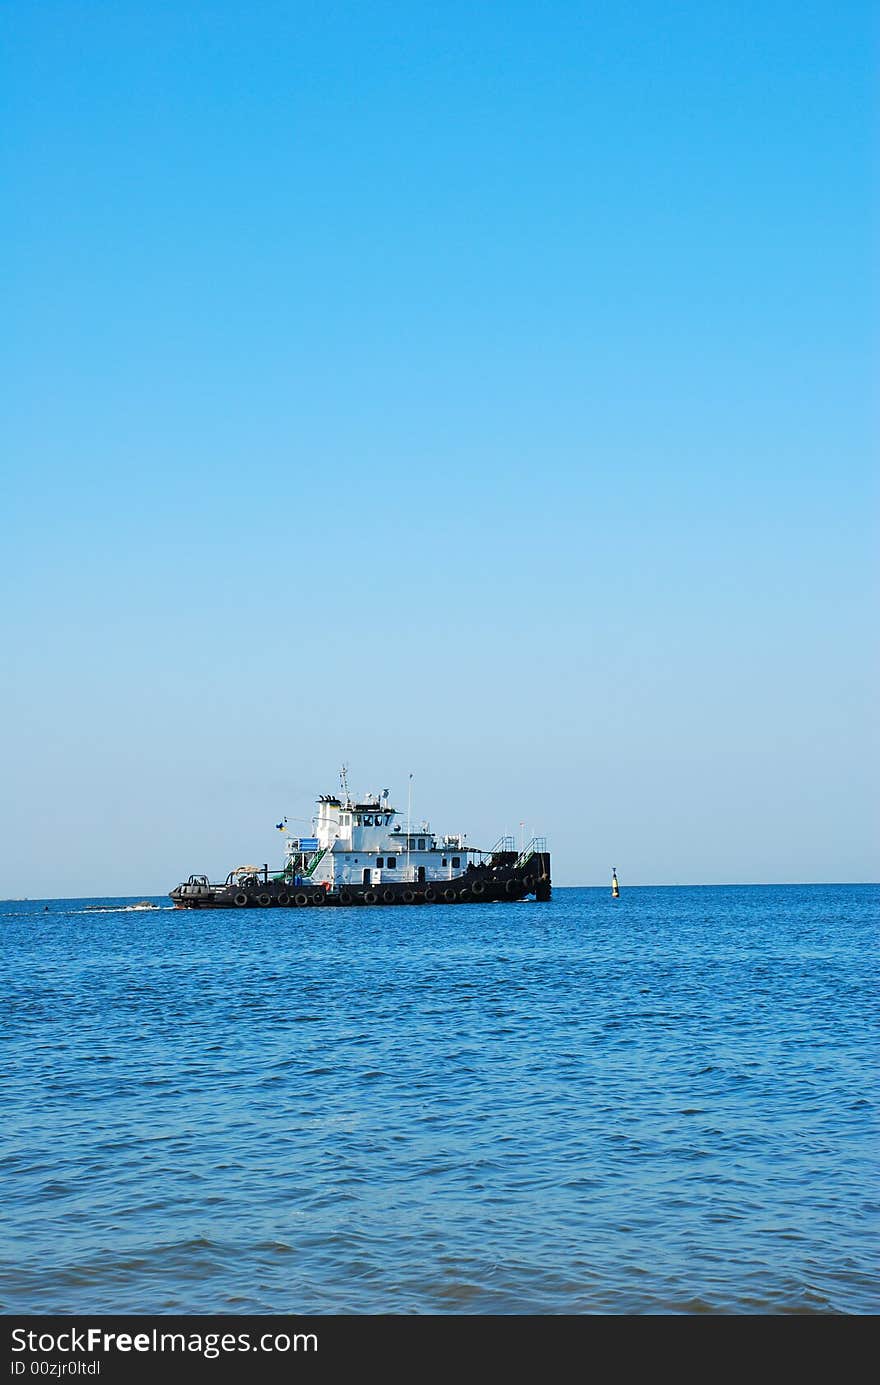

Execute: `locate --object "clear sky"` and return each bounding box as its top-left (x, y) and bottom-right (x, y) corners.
top-left (2, 2), bottom-right (876, 895)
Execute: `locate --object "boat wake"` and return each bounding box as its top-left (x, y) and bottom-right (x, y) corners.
top-left (79, 904), bottom-right (172, 913)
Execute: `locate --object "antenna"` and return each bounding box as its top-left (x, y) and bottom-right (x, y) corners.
top-left (340, 762), bottom-right (352, 808)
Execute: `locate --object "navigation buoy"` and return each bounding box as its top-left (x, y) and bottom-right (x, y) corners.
top-left (611, 868), bottom-right (620, 898)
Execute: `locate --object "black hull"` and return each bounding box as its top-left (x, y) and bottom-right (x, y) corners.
top-left (170, 853), bottom-right (551, 909)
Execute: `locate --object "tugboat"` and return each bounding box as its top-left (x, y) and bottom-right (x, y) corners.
top-left (170, 771), bottom-right (551, 909)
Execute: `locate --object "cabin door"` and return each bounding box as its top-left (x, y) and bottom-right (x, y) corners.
top-left (362, 868), bottom-right (371, 884)
top-left (417, 866), bottom-right (426, 883)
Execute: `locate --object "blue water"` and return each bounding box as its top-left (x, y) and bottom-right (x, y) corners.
top-left (1, 885), bottom-right (877, 1314)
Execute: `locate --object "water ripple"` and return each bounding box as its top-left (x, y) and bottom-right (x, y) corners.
top-left (1, 885), bottom-right (877, 1313)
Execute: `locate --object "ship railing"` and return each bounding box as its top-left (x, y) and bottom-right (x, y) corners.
top-left (303, 847), bottom-right (328, 877)
top-left (486, 835), bottom-right (516, 865)
top-left (516, 836), bottom-right (547, 870)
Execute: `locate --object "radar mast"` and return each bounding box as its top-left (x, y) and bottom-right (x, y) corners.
top-left (340, 762), bottom-right (353, 809)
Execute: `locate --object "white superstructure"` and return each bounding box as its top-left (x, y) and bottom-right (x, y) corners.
top-left (283, 786), bottom-right (471, 888)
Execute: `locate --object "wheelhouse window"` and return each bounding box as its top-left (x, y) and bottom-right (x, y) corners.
top-left (364, 814), bottom-right (373, 826)
top-left (442, 857), bottom-right (447, 866)
top-left (418, 838), bottom-right (425, 850)
top-left (452, 856), bottom-right (460, 868)
top-left (376, 858), bottom-right (384, 868)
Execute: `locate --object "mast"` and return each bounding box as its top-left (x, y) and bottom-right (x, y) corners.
top-left (340, 762), bottom-right (352, 809)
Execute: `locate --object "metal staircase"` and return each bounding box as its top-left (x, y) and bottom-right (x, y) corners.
top-left (515, 836), bottom-right (547, 870)
top-left (303, 847), bottom-right (327, 877)
top-left (487, 835), bottom-right (515, 865)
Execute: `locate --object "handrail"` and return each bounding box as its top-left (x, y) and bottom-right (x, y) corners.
top-left (488, 835), bottom-right (515, 862)
top-left (515, 836), bottom-right (547, 869)
top-left (303, 847), bottom-right (327, 877)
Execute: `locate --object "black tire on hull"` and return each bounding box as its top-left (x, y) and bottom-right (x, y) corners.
top-left (234, 892), bottom-right (248, 907)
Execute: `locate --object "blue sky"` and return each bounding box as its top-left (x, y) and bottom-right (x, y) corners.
top-left (2, 2), bottom-right (876, 893)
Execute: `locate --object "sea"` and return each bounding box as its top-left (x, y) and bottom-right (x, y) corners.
top-left (1, 885), bottom-right (877, 1315)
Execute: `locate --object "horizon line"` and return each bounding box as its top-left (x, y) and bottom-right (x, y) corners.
top-left (2, 880), bottom-right (878, 903)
